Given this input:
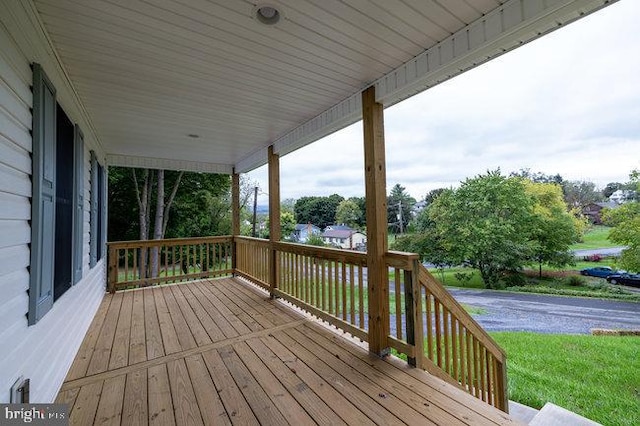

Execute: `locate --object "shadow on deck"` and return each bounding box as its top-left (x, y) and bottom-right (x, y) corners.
top-left (56, 277), bottom-right (518, 425)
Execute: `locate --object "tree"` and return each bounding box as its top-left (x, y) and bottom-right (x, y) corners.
top-left (603, 182), bottom-right (622, 198)
top-left (387, 184), bottom-right (416, 234)
top-left (294, 194), bottom-right (344, 228)
top-left (510, 168), bottom-right (564, 185)
top-left (260, 211), bottom-right (296, 240)
top-left (603, 170), bottom-right (640, 272)
top-left (428, 171), bottom-right (535, 288)
top-left (523, 181), bottom-right (583, 277)
top-left (562, 180), bottom-right (602, 209)
top-left (335, 199), bottom-right (363, 229)
top-left (424, 188), bottom-right (447, 205)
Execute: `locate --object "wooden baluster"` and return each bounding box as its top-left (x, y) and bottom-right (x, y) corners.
top-left (334, 262), bottom-right (340, 317)
top-left (425, 290), bottom-right (433, 361)
top-left (486, 353), bottom-right (493, 406)
top-left (133, 247), bottom-right (138, 282)
top-left (434, 300), bottom-right (442, 368)
top-left (466, 330), bottom-right (473, 396)
top-left (443, 306), bottom-right (450, 374)
top-left (358, 264), bottom-right (364, 330)
top-left (452, 316), bottom-right (458, 381)
top-left (395, 268), bottom-right (402, 339)
top-left (124, 248), bottom-right (129, 283)
top-left (459, 326), bottom-right (467, 389)
top-left (327, 260), bottom-right (336, 315)
top-left (341, 261), bottom-right (347, 321)
top-left (349, 264), bottom-right (355, 325)
top-left (321, 259), bottom-right (326, 311)
top-left (480, 345), bottom-right (487, 401)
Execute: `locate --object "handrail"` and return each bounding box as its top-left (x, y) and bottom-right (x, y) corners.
top-left (234, 236), bottom-right (271, 290)
top-left (107, 236), bottom-right (233, 292)
top-left (384, 250), bottom-right (508, 412)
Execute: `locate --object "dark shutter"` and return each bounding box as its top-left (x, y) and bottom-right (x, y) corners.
top-left (90, 151), bottom-right (98, 268)
top-left (29, 64), bottom-right (57, 325)
top-left (73, 125), bottom-right (84, 283)
top-left (99, 163), bottom-right (107, 260)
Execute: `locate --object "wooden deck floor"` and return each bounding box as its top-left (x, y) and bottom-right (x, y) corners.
top-left (56, 277), bottom-right (520, 425)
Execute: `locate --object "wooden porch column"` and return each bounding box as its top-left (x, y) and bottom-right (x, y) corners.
top-left (231, 170), bottom-right (240, 274)
top-left (362, 85), bottom-right (390, 356)
top-left (268, 145), bottom-right (281, 298)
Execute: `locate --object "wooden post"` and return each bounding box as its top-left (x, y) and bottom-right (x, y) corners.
top-left (362, 85), bottom-right (390, 356)
top-left (405, 258), bottom-right (423, 368)
top-left (495, 359), bottom-right (509, 413)
top-left (108, 245), bottom-right (118, 293)
top-left (231, 171), bottom-right (240, 275)
top-left (268, 146), bottom-right (281, 298)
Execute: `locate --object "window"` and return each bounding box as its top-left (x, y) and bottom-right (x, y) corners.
top-left (29, 64), bottom-right (85, 324)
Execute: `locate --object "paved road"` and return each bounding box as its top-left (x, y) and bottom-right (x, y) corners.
top-left (572, 247), bottom-right (626, 258)
top-left (448, 288), bottom-right (640, 334)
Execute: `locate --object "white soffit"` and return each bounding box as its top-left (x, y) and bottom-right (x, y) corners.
top-left (237, 0), bottom-right (616, 173)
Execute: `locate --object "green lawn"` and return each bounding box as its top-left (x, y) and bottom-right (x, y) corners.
top-left (491, 332), bottom-right (640, 426)
top-left (571, 225), bottom-right (616, 250)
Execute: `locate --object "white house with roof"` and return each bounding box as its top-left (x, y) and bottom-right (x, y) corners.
top-left (322, 226), bottom-right (367, 250)
top-left (292, 223), bottom-right (322, 243)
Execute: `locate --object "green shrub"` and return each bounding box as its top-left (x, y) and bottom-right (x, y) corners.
top-left (565, 275), bottom-right (586, 286)
top-left (453, 271), bottom-right (473, 283)
top-left (503, 273), bottom-right (528, 287)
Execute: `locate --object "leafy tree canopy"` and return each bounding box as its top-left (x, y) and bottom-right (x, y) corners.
top-left (335, 199), bottom-right (363, 229)
top-left (523, 180), bottom-right (584, 276)
top-left (387, 183), bottom-right (416, 234)
top-left (603, 169), bottom-right (640, 272)
top-left (294, 194), bottom-right (344, 229)
top-left (428, 170), bottom-right (535, 288)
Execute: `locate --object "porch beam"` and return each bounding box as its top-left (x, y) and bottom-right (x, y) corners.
top-left (362, 85), bottom-right (390, 356)
top-left (268, 146), bottom-right (280, 298)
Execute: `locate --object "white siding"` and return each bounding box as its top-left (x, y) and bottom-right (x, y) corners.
top-left (0, 3), bottom-right (107, 403)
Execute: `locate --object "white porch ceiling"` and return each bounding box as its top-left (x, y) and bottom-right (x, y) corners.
top-left (32, 0), bottom-right (615, 174)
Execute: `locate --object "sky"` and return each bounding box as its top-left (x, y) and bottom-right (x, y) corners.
top-left (248, 0), bottom-right (640, 205)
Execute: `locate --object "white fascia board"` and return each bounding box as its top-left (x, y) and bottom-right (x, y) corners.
top-left (375, 0), bottom-right (617, 107)
top-left (234, 0), bottom-right (616, 173)
top-left (107, 154), bottom-right (233, 174)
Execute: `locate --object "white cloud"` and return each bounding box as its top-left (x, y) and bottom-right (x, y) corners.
top-left (249, 0), bottom-right (640, 204)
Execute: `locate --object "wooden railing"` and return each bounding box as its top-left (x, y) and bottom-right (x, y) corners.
top-left (272, 242), bottom-right (368, 341)
top-left (419, 267), bottom-right (508, 410)
top-left (107, 235), bottom-right (507, 411)
top-left (234, 237), bottom-right (271, 290)
top-left (107, 236), bottom-right (233, 292)
top-left (385, 253), bottom-right (508, 412)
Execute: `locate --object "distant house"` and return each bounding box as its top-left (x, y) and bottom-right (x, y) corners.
top-left (321, 226), bottom-right (366, 250)
top-left (582, 201), bottom-right (619, 224)
top-left (292, 224), bottom-right (322, 243)
top-left (609, 189), bottom-right (636, 204)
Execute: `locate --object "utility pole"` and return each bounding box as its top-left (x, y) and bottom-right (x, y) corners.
top-left (398, 200), bottom-right (404, 234)
top-left (251, 186), bottom-right (258, 237)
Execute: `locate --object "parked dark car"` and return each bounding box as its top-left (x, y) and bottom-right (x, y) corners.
top-left (606, 273), bottom-right (640, 287)
top-left (580, 266), bottom-right (616, 278)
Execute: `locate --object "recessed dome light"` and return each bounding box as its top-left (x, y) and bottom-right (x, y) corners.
top-left (253, 4), bottom-right (282, 26)
top-left (187, 134), bottom-right (199, 138)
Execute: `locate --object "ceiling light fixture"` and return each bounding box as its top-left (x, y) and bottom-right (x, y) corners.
top-left (187, 134), bottom-right (199, 138)
top-left (253, 3), bottom-right (282, 26)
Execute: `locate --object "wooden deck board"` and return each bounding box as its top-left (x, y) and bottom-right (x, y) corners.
top-left (57, 277), bottom-right (518, 425)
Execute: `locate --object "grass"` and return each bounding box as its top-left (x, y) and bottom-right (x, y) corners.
top-left (571, 225), bottom-right (616, 250)
top-left (491, 332), bottom-right (640, 426)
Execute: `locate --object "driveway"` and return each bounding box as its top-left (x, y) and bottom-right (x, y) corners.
top-left (448, 288), bottom-right (640, 334)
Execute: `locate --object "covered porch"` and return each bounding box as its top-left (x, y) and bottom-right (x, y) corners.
top-left (0, 0), bottom-right (620, 415)
top-left (56, 276), bottom-right (517, 425)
